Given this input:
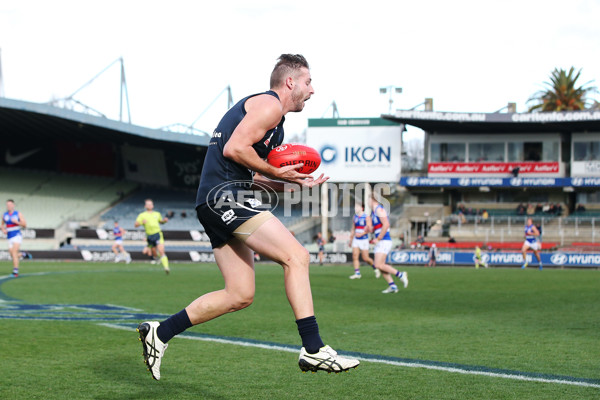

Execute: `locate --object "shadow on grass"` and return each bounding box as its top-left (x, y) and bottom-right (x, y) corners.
top-left (89, 353), bottom-right (227, 400)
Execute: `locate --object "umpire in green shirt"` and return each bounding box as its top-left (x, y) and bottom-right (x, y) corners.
top-left (135, 199), bottom-right (170, 274)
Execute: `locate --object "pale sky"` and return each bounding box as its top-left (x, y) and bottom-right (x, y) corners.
top-left (1, 0), bottom-right (599, 142)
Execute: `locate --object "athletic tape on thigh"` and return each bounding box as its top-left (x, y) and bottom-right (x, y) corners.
top-left (233, 211), bottom-right (274, 241)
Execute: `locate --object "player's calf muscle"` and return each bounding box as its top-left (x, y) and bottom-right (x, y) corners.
top-left (228, 294), bottom-right (254, 311)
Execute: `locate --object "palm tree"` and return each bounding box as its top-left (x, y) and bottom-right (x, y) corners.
top-left (527, 67), bottom-right (597, 112)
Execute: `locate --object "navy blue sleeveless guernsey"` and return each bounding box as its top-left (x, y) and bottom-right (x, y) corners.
top-left (196, 91), bottom-right (285, 207)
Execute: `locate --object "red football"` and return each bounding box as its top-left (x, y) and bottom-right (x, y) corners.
top-left (267, 143), bottom-right (321, 174)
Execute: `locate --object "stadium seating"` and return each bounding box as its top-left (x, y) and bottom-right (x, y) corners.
top-left (100, 187), bottom-right (198, 230)
top-left (454, 202), bottom-right (566, 220)
top-left (409, 241), bottom-right (558, 251)
top-left (101, 188), bottom-right (328, 237)
top-left (567, 210), bottom-right (600, 219)
top-left (271, 205), bottom-right (311, 228)
top-left (0, 168), bottom-right (137, 228)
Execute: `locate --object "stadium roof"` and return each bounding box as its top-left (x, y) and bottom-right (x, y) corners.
top-left (0, 97), bottom-right (210, 147)
top-left (382, 109), bottom-right (600, 133)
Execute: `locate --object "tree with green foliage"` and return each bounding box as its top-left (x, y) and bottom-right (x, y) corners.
top-left (527, 67), bottom-right (597, 112)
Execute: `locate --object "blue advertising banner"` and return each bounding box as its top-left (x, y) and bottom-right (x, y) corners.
top-left (388, 250), bottom-right (600, 268)
top-left (399, 177), bottom-right (600, 188)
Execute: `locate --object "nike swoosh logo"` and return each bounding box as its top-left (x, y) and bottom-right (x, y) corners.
top-left (5, 148), bottom-right (42, 165)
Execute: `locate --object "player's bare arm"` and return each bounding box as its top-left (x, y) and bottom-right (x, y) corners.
top-left (375, 208), bottom-right (390, 241)
top-left (366, 215), bottom-right (373, 234)
top-left (254, 172), bottom-right (329, 191)
top-left (223, 95), bottom-right (319, 185)
top-left (524, 226), bottom-right (540, 238)
top-left (253, 173), bottom-right (290, 192)
top-left (17, 212), bottom-right (26, 228)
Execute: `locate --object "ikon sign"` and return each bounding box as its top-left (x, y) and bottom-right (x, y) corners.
top-left (306, 118), bottom-right (402, 183)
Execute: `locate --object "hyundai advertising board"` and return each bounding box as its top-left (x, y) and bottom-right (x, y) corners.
top-left (306, 118), bottom-right (402, 182)
top-left (388, 250), bottom-right (600, 268)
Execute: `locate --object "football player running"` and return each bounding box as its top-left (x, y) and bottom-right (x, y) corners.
top-left (370, 195), bottom-right (408, 293)
top-left (521, 218), bottom-right (543, 270)
top-left (348, 202), bottom-right (378, 279)
top-left (1, 199), bottom-right (27, 277)
top-left (137, 54), bottom-right (359, 380)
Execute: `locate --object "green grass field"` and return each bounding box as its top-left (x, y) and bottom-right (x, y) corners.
top-left (1, 261), bottom-right (599, 399)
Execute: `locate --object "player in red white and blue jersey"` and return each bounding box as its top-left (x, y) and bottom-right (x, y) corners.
top-left (1, 199), bottom-right (27, 277)
top-left (111, 221), bottom-right (131, 264)
top-left (348, 203), bottom-right (378, 279)
top-left (370, 195), bottom-right (408, 293)
top-left (521, 218), bottom-right (542, 270)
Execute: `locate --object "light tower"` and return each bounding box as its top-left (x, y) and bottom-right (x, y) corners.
top-left (380, 85), bottom-right (402, 114)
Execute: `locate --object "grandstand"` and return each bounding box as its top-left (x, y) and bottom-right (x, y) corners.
top-left (0, 96), bottom-right (209, 252)
top-left (0, 168), bottom-right (137, 229)
top-left (100, 187), bottom-right (198, 231)
top-left (2, 87), bottom-right (600, 267)
top-left (0, 168), bottom-right (138, 251)
top-left (0, 167), bottom-right (138, 229)
top-left (389, 108), bottom-right (600, 253)
top-left (99, 188), bottom-right (320, 233)
top-left (393, 200), bottom-right (600, 249)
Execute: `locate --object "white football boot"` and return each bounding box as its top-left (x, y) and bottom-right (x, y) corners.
top-left (399, 271), bottom-right (409, 288)
top-left (137, 321), bottom-right (168, 380)
top-left (381, 285), bottom-right (399, 294)
top-left (298, 345), bottom-right (359, 373)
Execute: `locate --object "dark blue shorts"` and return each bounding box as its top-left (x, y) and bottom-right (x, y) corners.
top-left (196, 199), bottom-right (269, 249)
top-left (146, 232), bottom-right (163, 247)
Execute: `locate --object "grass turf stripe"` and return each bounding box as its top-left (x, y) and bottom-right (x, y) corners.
top-left (102, 322), bottom-right (600, 389)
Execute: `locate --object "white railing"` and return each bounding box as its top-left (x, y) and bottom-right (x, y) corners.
top-left (445, 214), bottom-right (600, 245)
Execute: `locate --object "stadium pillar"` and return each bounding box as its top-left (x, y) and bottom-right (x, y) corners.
top-left (321, 182), bottom-right (329, 241)
top-left (364, 183), bottom-right (372, 215)
top-left (0, 48), bottom-right (4, 97)
top-left (424, 98), bottom-right (433, 111)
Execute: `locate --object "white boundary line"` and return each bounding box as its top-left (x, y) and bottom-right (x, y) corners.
top-left (101, 323), bottom-right (600, 389)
